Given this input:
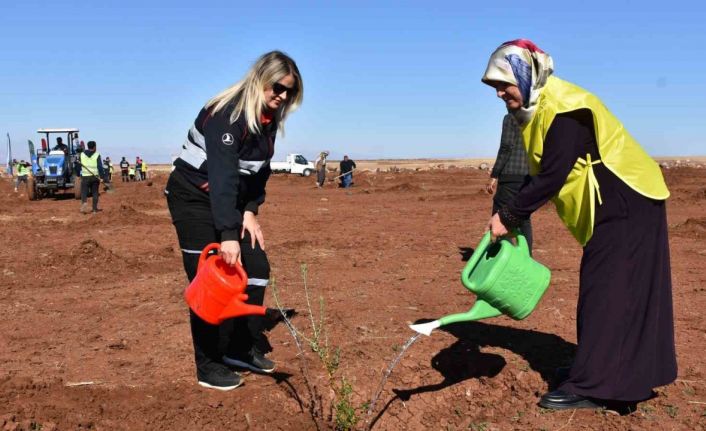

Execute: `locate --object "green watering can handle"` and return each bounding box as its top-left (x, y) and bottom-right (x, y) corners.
top-left (461, 231), bottom-right (529, 288)
top-left (436, 230), bottom-right (535, 328)
top-left (461, 231), bottom-right (492, 289)
top-left (515, 232), bottom-right (529, 255)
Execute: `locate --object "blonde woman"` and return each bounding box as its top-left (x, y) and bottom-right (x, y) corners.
top-left (166, 51), bottom-right (303, 390)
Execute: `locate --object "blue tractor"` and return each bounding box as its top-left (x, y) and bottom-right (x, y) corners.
top-left (28, 128), bottom-right (82, 200)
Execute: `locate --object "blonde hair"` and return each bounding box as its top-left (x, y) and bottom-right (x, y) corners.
top-left (206, 51), bottom-right (303, 134)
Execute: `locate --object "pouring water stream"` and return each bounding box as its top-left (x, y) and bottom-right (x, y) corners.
top-left (365, 333), bottom-right (421, 427)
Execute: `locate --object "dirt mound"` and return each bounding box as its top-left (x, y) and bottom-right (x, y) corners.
top-left (671, 217), bottom-right (706, 238)
top-left (82, 203), bottom-right (168, 227)
top-left (438, 191), bottom-right (485, 201)
top-left (119, 203), bottom-right (141, 217)
top-left (381, 182), bottom-right (424, 193)
top-left (69, 238), bottom-right (117, 264)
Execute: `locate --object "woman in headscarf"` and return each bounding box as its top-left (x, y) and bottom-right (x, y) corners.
top-left (481, 39), bottom-right (676, 409)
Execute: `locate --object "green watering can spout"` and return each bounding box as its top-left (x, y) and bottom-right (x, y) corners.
top-left (410, 299), bottom-right (503, 336)
top-left (442, 299), bottom-right (503, 324)
top-left (409, 231), bottom-right (551, 336)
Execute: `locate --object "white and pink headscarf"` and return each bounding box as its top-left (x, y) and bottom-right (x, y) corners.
top-left (481, 39), bottom-right (554, 124)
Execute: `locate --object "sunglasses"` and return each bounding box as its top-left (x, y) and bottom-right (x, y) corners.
top-left (272, 82), bottom-right (297, 97)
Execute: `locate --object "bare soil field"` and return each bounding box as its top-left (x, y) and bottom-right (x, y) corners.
top-left (1, 166), bottom-right (705, 430)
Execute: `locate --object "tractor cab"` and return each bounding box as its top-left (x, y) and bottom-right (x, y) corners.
top-left (29, 128), bottom-right (82, 200)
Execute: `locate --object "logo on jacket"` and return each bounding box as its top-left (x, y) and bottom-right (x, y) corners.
top-left (222, 133), bottom-right (234, 145)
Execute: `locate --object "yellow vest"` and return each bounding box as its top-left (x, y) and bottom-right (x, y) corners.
top-left (521, 76), bottom-right (669, 246)
top-left (80, 152), bottom-right (100, 177)
top-left (17, 164), bottom-right (30, 176)
top-left (141, 162), bottom-right (148, 172)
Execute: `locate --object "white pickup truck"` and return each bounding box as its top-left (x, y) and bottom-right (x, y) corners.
top-left (270, 153), bottom-right (315, 176)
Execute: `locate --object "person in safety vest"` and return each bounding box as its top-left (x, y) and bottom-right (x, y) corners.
top-left (119, 157), bottom-right (130, 182)
top-left (482, 39), bottom-right (676, 411)
top-left (79, 141), bottom-right (106, 214)
top-left (141, 159), bottom-right (148, 181)
top-left (14, 160), bottom-right (31, 193)
top-left (128, 166), bottom-right (135, 181)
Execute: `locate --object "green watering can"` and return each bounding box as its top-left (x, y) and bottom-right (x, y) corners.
top-left (410, 232), bottom-right (551, 336)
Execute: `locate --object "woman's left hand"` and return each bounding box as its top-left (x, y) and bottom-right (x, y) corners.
top-left (487, 213), bottom-right (509, 240)
top-left (242, 211), bottom-right (265, 250)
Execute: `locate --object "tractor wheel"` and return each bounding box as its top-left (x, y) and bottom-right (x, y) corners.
top-left (28, 177), bottom-right (37, 201)
top-left (73, 176), bottom-right (81, 199)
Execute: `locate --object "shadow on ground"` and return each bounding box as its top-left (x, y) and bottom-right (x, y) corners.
top-left (370, 321), bottom-right (576, 427)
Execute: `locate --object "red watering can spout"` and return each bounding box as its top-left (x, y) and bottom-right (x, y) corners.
top-left (184, 243), bottom-right (267, 325)
top-left (220, 300), bottom-right (267, 321)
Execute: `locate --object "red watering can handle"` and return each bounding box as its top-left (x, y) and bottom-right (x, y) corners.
top-left (198, 243), bottom-right (221, 269)
top-left (197, 243), bottom-right (248, 281)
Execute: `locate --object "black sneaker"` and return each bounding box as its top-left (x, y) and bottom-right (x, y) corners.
top-left (223, 351), bottom-right (275, 374)
top-left (197, 364), bottom-right (243, 391)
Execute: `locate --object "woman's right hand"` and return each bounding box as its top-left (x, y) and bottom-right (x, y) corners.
top-left (485, 178), bottom-right (497, 195)
top-left (220, 240), bottom-right (241, 266)
top-left (487, 213), bottom-right (509, 241)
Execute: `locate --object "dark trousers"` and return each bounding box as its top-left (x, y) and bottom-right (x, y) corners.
top-left (492, 177), bottom-right (533, 252)
top-left (166, 174), bottom-right (270, 372)
top-left (121, 170), bottom-right (129, 182)
top-left (15, 175), bottom-right (28, 189)
top-left (80, 176), bottom-right (100, 210)
top-left (316, 167), bottom-right (326, 186)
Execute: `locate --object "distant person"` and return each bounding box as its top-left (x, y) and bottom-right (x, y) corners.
top-left (103, 157), bottom-right (114, 182)
top-left (128, 166), bottom-right (135, 181)
top-left (486, 113), bottom-right (532, 252)
top-left (339, 155), bottom-right (356, 188)
top-left (79, 141), bottom-right (106, 214)
top-left (141, 159), bottom-right (148, 181)
top-left (482, 39), bottom-right (675, 410)
top-left (166, 51), bottom-right (303, 390)
top-left (120, 157), bottom-right (130, 182)
top-left (135, 157), bottom-right (143, 181)
top-left (313, 151), bottom-right (328, 188)
top-left (14, 160), bottom-right (31, 193)
top-left (53, 137), bottom-right (68, 154)
top-left (72, 132), bottom-right (81, 152)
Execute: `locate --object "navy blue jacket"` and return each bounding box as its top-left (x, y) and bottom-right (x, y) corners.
top-left (173, 104), bottom-right (276, 241)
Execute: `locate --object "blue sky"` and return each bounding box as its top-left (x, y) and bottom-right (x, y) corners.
top-left (2, 0), bottom-right (705, 163)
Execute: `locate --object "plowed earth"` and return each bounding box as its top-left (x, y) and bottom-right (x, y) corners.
top-left (1, 167), bottom-right (705, 430)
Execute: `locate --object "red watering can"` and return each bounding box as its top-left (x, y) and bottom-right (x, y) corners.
top-left (184, 243), bottom-right (267, 325)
